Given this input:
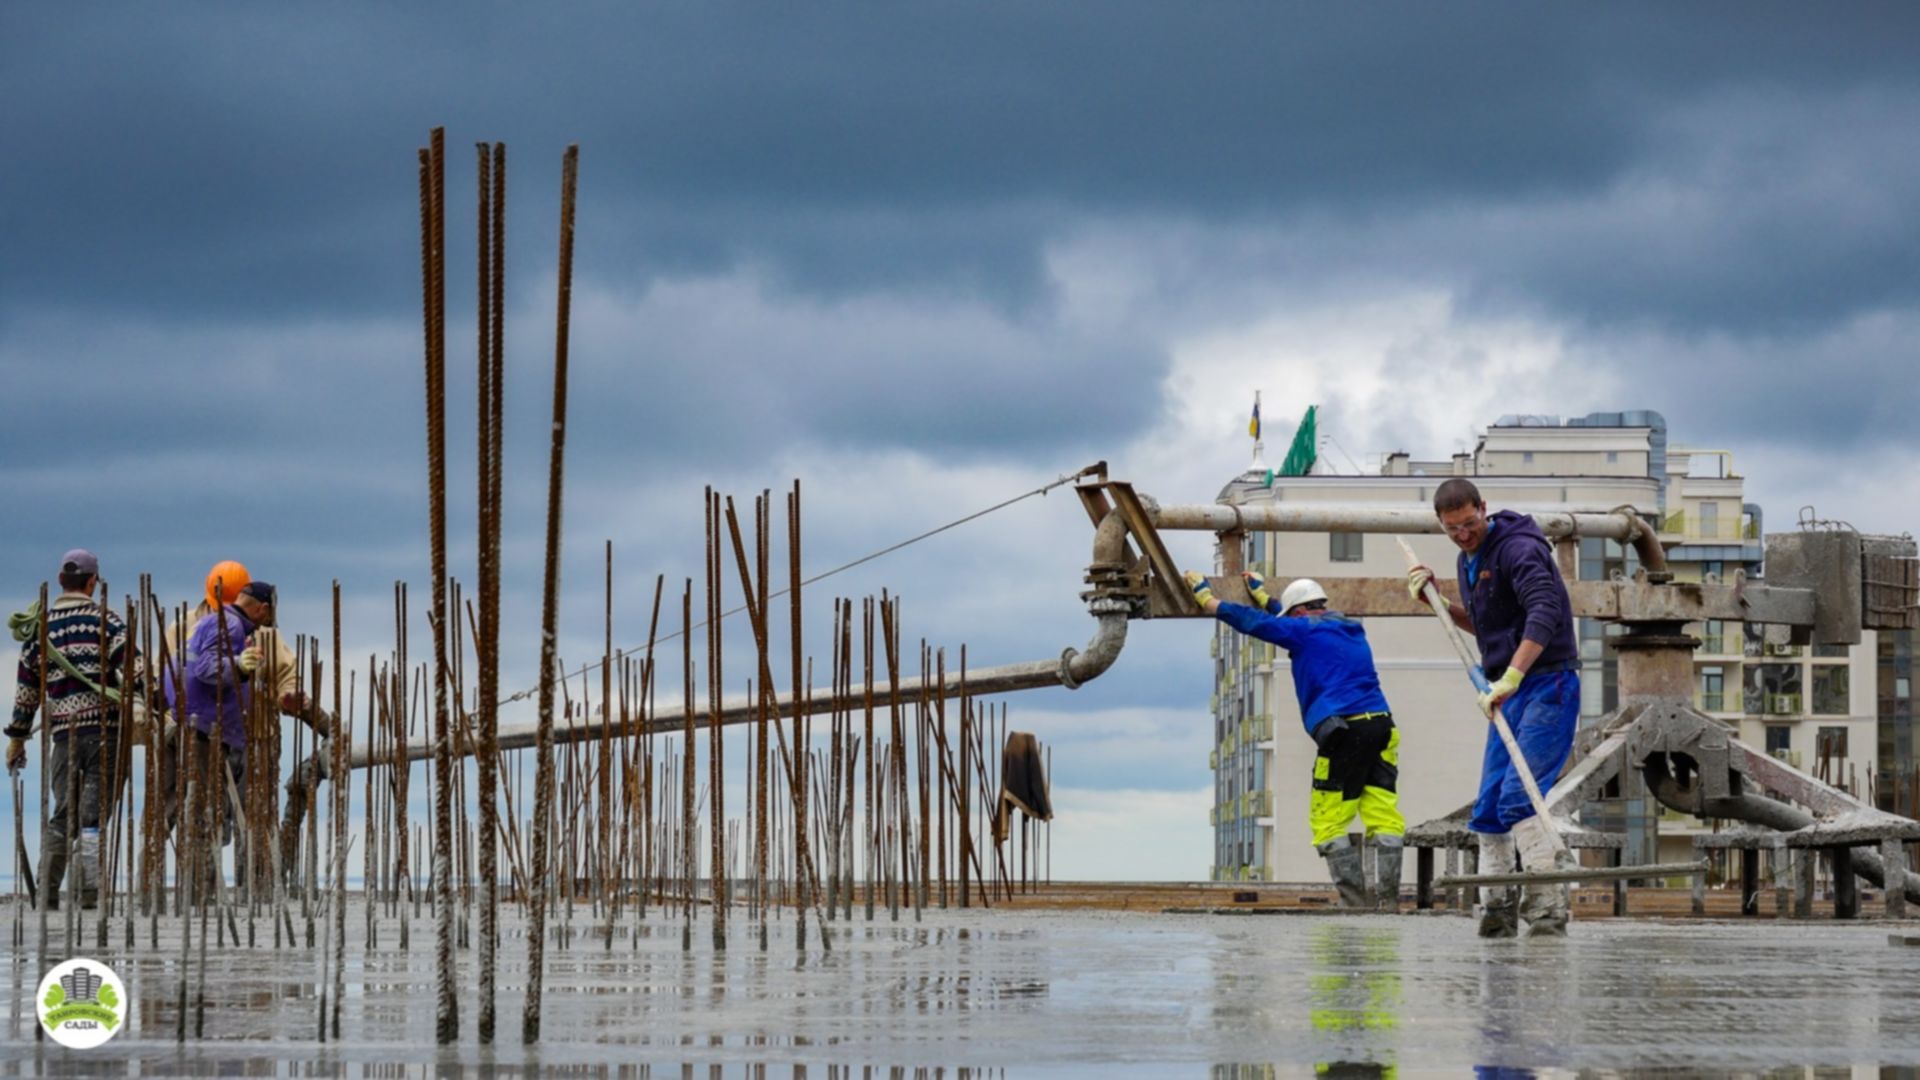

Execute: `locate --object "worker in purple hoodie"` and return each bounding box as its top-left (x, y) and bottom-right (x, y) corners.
top-left (1406, 479), bottom-right (1580, 938)
top-left (166, 579), bottom-right (277, 848)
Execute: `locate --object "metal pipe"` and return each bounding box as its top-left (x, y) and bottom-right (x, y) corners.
top-left (347, 510), bottom-right (1133, 772)
top-left (1148, 503), bottom-right (1667, 572)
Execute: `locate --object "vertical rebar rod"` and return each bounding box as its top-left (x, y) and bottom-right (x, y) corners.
top-left (475, 136), bottom-right (503, 1044)
top-left (524, 142), bottom-right (579, 1046)
top-left (863, 597), bottom-right (875, 919)
top-left (788, 482), bottom-right (813, 949)
top-left (331, 583), bottom-right (347, 1040)
top-left (419, 125), bottom-right (460, 1045)
top-left (880, 594), bottom-right (910, 921)
top-left (708, 493), bottom-right (727, 947)
top-left (720, 496), bottom-right (831, 948)
top-left (755, 496), bottom-right (770, 948)
top-left (681, 579), bottom-right (695, 951)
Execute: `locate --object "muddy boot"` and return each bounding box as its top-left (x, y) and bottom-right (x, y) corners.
top-left (1318, 837), bottom-right (1370, 909)
top-left (39, 843), bottom-right (68, 913)
top-left (1514, 815), bottom-right (1571, 938)
top-left (1479, 889), bottom-right (1519, 938)
top-left (1475, 831), bottom-right (1518, 938)
top-left (1371, 834), bottom-right (1405, 912)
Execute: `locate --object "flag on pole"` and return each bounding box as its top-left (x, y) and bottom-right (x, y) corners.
top-left (1279, 405), bottom-right (1318, 477)
top-left (1248, 396), bottom-right (1261, 440)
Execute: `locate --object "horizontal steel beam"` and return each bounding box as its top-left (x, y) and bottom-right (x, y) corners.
top-left (1151, 503), bottom-right (1667, 571)
top-left (1195, 575), bottom-right (1818, 624)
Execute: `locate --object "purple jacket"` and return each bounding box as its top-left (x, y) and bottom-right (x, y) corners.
top-left (164, 606), bottom-right (258, 748)
top-left (1457, 509), bottom-right (1578, 680)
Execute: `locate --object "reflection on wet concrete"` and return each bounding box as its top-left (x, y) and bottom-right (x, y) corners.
top-left (2, 903), bottom-right (1919, 1076)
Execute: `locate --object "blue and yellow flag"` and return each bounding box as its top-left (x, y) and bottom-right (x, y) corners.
top-left (1248, 398), bottom-right (1261, 440)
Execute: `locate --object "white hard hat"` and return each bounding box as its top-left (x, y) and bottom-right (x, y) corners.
top-left (1279, 578), bottom-right (1329, 615)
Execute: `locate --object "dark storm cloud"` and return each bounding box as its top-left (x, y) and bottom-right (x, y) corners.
top-left (6, 2), bottom-right (1918, 332)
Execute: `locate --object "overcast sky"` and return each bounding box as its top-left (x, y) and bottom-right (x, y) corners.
top-left (4, 4), bottom-right (1917, 881)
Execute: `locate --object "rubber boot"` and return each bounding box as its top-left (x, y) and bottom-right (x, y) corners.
top-left (1475, 831), bottom-right (1518, 939)
top-left (39, 842), bottom-right (68, 913)
top-left (1371, 835), bottom-right (1405, 912)
top-left (1514, 815), bottom-right (1572, 938)
top-left (1318, 837), bottom-right (1370, 909)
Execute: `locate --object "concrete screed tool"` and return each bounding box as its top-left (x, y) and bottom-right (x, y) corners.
top-left (1396, 537), bottom-right (1705, 889)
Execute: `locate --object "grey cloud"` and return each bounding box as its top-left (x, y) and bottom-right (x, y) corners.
top-left (8, 3), bottom-right (1918, 334)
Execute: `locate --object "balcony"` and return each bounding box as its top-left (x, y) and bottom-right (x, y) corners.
top-left (1660, 510), bottom-right (1759, 543)
top-left (1697, 632), bottom-right (1743, 655)
top-left (1248, 789), bottom-right (1274, 818)
top-left (1695, 691), bottom-right (1728, 713)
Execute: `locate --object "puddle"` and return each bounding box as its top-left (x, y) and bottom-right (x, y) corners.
top-left (3, 903), bottom-right (1918, 1075)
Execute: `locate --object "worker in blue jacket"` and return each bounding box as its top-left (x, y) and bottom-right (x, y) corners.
top-left (1187, 569), bottom-right (1404, 910)
top-left (1407, 478), bottom-right (1580, 938)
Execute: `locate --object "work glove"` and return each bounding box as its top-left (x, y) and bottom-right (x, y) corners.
top-left (236, 644), bottom-right (263, 677)
top-left (1183, 571), bottom-right (1216, 609)
top-left (1244, 571), bottom-right (1274, 611)
top-left (279, 690), bottom-right (307, 717)
top-left (1477, 666), bottom-right (1525, 719)
top-left (1406, 565), bottom-right (1448, 611)
top-left (5, 737), bottom-right (25, 773)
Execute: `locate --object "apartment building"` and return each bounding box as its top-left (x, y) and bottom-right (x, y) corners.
top-left (1208, 410), bottom-right (1897, 884)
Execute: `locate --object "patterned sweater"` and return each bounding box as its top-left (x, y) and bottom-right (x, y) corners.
top-left (8, 594), bottom-right (134, 741)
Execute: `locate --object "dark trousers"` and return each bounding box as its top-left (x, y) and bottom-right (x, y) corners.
top-left (43, 728), bottom-right (122, 901)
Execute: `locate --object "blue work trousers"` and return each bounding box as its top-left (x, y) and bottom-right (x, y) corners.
top-left (1468, 668), bottom-right (1580, 834)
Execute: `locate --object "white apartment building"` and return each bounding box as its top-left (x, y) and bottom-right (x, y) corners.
top-left (1208, 411), bottom-right (1888, 884)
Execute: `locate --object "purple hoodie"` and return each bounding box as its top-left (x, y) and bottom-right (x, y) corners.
top-left (1456, 509), bottom-right (1578, 680)
top-left (164, 606), bottom-right (257, 748)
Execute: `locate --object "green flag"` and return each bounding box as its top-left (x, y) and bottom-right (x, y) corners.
top-left (1278, 405), bottom-right (1317, 477)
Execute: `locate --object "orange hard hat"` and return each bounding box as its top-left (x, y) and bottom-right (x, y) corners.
top-left (205, 560), bottom-right (251, 608)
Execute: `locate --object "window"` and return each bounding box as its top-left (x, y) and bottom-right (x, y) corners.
top-left (1701, 619), bottom-right (1726, 654)
top-left (1698, 501), bottom-right (1719, 538)
top-left (1816, 726), bottom-right (1848, 759)
top-left (1698, 666), bottom-right (1725, 712)
top-left (1606, 451), bottom-right (1619, 464)
top-left (1522, 451), bottom-right (1534, 464)
top-left (1899, 677), bottom-right (1912, 700)
top-left (1765, 725), bottom-right (1792, 754)
top-left (1812, 666), bottom-right (1849, 715)
top-left (1747, 663), bottom-right (1802, 715)
top-left (1329, 532), bottom-right (1363, 563)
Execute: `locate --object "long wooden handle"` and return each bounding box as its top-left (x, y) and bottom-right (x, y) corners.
top-left (1394, 538), bottom-right (1561, 838)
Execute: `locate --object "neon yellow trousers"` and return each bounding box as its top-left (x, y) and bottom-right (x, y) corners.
top-left (1309, 722), bottom-right (1404, 847)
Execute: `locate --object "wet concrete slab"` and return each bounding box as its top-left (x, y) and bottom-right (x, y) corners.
top-left (4, 903), bottom-right (1920, 1076)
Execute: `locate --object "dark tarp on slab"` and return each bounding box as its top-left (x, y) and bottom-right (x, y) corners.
top-left (994, 730), bottom-right (1052, 844)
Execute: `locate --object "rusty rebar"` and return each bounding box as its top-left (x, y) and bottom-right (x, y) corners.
top-left (524, 141), bottom-right (579, 1046)
top-left (708, 491), bottom-right (727, 947)
top-left (720, 495), bottom-right (832, 948)
top-left (330, 582), bottom-right (347, 1040)
top-left (476, 136), bottom-right (505, 1045)
top-left (420, 125), bottom-right (459, 1046)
